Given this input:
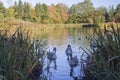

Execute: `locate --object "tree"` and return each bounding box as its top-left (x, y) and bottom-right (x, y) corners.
top-left (41, 3), bottom-right (50, 24)
top-left (0, 1), bottom-right (7, 18)
top-left (96, 6), bottom-right (107, 15)
top-left (95, 6), bottom-right (107, 22)
top-left (14, 1), bottom-right (18, 18)
top-left (48, 4), bottom-right (59, 23)
top-left (68, 0), bottom-right (95, 23)
top-left (29, 5), bottom-right (36, 22)
top-left (17, 0), bottom-right (23, 19)
top-left (0, 12), bottom-right (4, 21)
top-left (8, 6), bottom-right (15, 17)
top-left (76, 0), bottom-right (95, 14)
top-left (69, 4), bottom-right (76, 14)
top-left (108, 5), bottom-right (115, 22)
top-left (23, 2), bottom-right (30, 21)
top-left (56, 3), bottom-right (69, 23)
top-left (115, 4), bottom-right (120, 22)
top-left (35, 3), bottom-right (44, 23)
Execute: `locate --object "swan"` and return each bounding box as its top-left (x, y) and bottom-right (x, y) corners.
top-left (47, 47), bottom-right (57, 60)
top-left (65, 44), bottom-right (73, 60)
top-left (47, 47), bottom-right (57, 68)
top-left (69, 56), bottom-right (78, 67)
top-left (69, 56), bottom-right (80, 80)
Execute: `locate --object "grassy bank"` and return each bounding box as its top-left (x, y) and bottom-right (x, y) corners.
top-left (0, 18), bottom-right (85, 39)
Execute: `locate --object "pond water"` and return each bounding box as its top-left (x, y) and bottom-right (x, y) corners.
top-left (38, 24), bottom-right (95, 80)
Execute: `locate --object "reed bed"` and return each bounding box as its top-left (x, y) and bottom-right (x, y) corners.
top-left (0, 28), bottom-right (46, 80)
top-left (84, 24), bottom-right (120, 80)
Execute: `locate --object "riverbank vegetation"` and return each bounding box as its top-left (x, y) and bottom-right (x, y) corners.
top-left (0, 28), bottom-right (46, 80)
top-left (0, 0), bottom-right (120, 80)
top-left (84, 24), bottom-right (120, 80)
top-left (0, 0), bottom-right (120, 24)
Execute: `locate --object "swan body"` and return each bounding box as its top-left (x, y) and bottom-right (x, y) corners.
top-left (65, 44), bottom-right (73, 60)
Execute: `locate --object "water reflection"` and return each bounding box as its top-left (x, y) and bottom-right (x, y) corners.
top-left (36, 25), bottom-right (95, 80)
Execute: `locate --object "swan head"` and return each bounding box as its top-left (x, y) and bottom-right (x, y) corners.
top-left (53, 47), bottom-right (56, 53)
top-left (67, 44), bottom-right (71, 49)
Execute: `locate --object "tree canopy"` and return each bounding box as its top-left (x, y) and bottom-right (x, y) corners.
top-left (0, 0), bottom-right (120, 24)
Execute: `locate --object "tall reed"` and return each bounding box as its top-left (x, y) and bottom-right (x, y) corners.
top-left (0, 28), bottom-right (45, 80)
top-left (85, 24), bottom-right (120, 80)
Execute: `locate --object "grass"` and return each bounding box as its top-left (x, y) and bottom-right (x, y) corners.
top-left (0, 27), bottom-right (46, 80)
top-left (84, 24), bottom-right (120, 80)
top-left (0, 18), bottom-right (91, 39)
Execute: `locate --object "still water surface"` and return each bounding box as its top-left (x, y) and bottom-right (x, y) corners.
top-left (38, 24), bottom-right (95, 80)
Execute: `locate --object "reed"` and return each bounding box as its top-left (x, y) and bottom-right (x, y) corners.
top-left (0, 27), bottom-right (46, 80)
top-left (85, 24), bottom-right (120, 80)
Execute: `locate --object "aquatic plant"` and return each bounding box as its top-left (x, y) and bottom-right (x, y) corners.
top-left (85, 23), bottom-right (120, 80)
top-left (0, 28), bottom-right (46, 80)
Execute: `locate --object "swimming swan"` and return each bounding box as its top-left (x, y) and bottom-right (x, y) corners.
top-left (65, 44), bottom-right (73, 60)
top-left (47, 47), bottom-right (57, 60)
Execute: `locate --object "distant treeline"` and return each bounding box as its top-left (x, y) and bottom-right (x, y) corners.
top-left (0, 0), bottom-right (120, 24)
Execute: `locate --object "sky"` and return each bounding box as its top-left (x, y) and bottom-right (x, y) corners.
top-left (1, 0), bottom-right (120, 9)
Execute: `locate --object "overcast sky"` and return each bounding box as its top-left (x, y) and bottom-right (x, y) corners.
top-left (1, 0), bottom-right (120, 8)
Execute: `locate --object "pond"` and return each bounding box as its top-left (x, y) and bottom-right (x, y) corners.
top-left (37, 24), bottom-right (95, 80)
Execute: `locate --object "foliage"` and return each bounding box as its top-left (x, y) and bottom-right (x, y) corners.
top-left (115, 4), bottom-right (120, 22)
top-left (0, 1), bottom-right (8, 18)
top-left (23, 2), bottom-right (30, 21)
top-left (0, 28), bottom-right (46, 80)
top-left (0, 0), bottom-right (120, 24)
top-left (94, 16), bottom-right (105, 24)
top-left (67, 0), bottom-right (95, 23)
top-left (108, 5), bottom-right (115, 22)
top-left (85, 24), bottom-right (120, 80)
top-left (48, 3), bottom-right (69, 24)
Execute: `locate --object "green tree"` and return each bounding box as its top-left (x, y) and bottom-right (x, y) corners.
top-left (35, 3), bottom-right (44, 23)
top-left (115, 4), bottom-right (120, 22)
top-left (0, 1), bottom-right (7, 18)
top-left (41, 3), bottom-right (50, 24)
top-left (108, 5), bottom-right (115, 22)
top-left (17, 0), bottom-right (23, 19)
top-left (0, 12), bottom-right (4, 21)
top-left (69, 4), bottom-right (76, 14)
top-left (14, 1), bottom-right (18, 18)
top-left (96, 6), bottom-right (108, 22)
top-left (29, 5), bottom-right (36, 22)
top-left (76, 0), bottom-right (95, 14)
top-left (68, 0), bottom-right (95, 23)
top-left (8, 6), bottom-right (15, 17)
top-left (96, 6), bottom-right (107, 15)
top-left (23, 2), bottom-right (30, 21)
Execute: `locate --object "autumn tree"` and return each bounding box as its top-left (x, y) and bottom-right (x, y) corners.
top-left (48, 4), bottom-right (59, 23)
top-left (56, 3), bottom-right (69, 23)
